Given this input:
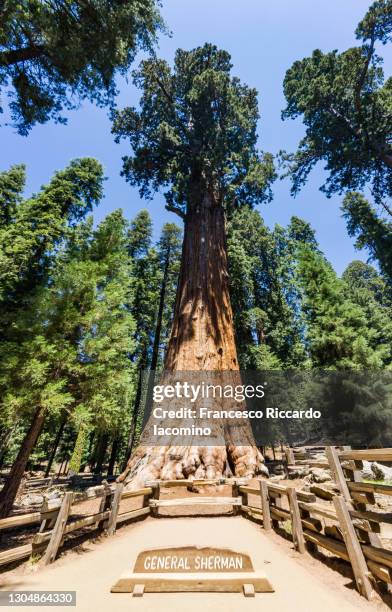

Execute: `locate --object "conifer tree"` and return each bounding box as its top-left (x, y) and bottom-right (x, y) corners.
top-left (113, 44), bottom-right (275, 483)
top-left (0, 159), bottom-right (104, 517)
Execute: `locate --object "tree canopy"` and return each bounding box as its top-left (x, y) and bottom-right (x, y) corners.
top-left (0, 0), bottom-right (163, 134)
top-left (282, 0), bottom-right (392, 216)
top-left (112, 43), bottom-right (275, 217)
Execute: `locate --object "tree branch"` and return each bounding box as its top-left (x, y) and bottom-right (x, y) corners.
top-left (0, 45), bottom-right (46, 66)
top-left (165, 203), bottom-right (185, 219)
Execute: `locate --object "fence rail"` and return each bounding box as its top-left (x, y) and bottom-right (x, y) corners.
top-left (2, 446), bottom-right (392, 600)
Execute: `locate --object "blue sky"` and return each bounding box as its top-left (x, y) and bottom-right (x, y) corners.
top-left (1, 0), bottom-right (390, 274)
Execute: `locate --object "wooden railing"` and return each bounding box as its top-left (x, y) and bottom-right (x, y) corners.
top-left (0, 483), bottom-right (151, 568)
top-left (2, 447), bottom-right (392, 601)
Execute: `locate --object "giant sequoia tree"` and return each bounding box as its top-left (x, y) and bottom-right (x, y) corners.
top-left (0, 0), bottom-right (163, 134)
top-left (113, 44), bottom-right (275, 484)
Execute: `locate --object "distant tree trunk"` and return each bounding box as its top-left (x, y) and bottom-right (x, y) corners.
top-left (119, 190), bottom-right (267, 487)
top-left (45, 413), bottom-right (67, 477)
top-left (0, 407), bottom-right (45, 517)
top-left (93, 434), bottom-right (109, 475)
top-left (121, 351), bottom-right (148, 469)
top-left (150, 246), bottom-right (171, 371)
top-left (107, 437), bottom-right (119, 477)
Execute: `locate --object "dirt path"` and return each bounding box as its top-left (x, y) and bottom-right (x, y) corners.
top-left (0, 516), bottom-right (389, 612)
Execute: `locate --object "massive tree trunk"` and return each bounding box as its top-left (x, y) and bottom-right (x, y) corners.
top-left (0, 408), bottom-right (45, 518)
top-left (119, 191), bottom-right (266, 487)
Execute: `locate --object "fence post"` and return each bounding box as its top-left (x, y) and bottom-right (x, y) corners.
top-left (326, 446), bottom-right (352, 504)
top-left (106, 483), bottom-right (123, 536)
top-left (97, 482), bottom-right (112, 530)
top-left (333, 496), bottom-right (375, 600)
top-left (259, 480), bottom-right (271, 531)
top-left (42, 492), bottom-right (73, 565)
top-left (287, 487), bottom-right (305, 553)
top-left (150, 482), bottom-right (160, 518)
top-left (285, 448), bottom-right (295, 465)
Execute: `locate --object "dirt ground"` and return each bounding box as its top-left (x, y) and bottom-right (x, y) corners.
top-left (1, 515), bottom-right (390, 612)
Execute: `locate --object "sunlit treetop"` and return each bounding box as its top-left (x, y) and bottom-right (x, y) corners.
top-left (112, 44), bottom-right (275, 218)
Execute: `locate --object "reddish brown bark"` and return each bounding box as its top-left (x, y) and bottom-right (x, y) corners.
top-left (119, 192), bottom-right (266, 486)
top-left (0, 407), bottom-right (45, 518)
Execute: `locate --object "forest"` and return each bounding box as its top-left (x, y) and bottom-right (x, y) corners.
top-left (0, 0), bottom-right (391, 516)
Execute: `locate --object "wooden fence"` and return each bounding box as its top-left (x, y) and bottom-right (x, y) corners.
top-left (2, 447), bottom-right (392, 600)
top-left (0, 482), bottom-right (151, 568)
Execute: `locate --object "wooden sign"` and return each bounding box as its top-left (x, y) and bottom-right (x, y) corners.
top-left (111, 546), bottom-right (274, 597)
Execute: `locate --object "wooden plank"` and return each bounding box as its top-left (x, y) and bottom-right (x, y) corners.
top-left (287, 487), bottom-right (305, 553)
top-left (326, 446), bottom-right (352, 503)
top-left (0, 544), bottom-right (32, 567)
top-left (33, 511), bottom-right (111, 546)
top-left (41, 492), bottom-right (73, 565)
top-left (324, 524), bottom-right (344, 542)
top-left (267, 483), bottom-right (288, 496)
top-left (132, 584), bottom-right (145, 597)
top-left (147, 479), bottom-right (229, 488)
top-left (367, 560), bottom-right (392, 584)
top-left (301, 517), bottom-right (323, 533)
top-left (333, 496), bottom-right (374, 600)
top-left (270, 506), bottom-right (290, 521)
top-left (243, 583), bottom-right (255, 597)
top-left (296, 491), bottom-right (317, 503)
top-left (303, 529), bottom-right (350, 561)
top-left (348, 481), bottom-right (392, 497)
top-left (116, 506), bottom-right (151, 524)
top-left (65, 511), bottom-right (110, 534)
top-left (149, 497), bottom-right (242, 508)
top-left (120, 487), bottom-right (152, 500)
top-left (309, 485), bottom-right (338, 501)
top-left (241, 505), bottom-right (262, 516)
top-left (111, 571), bottom-right (274, 594)
top-left (0, 511), bottom-right (41, 531)
top-left (340, 448), bottom-right (392, 462)
top-left (239, 485), bottom-right (260, 497)
top-left (292, 460), bottom-right (329, 469)
top-left (107, 483), bottom-right (124, 535)
top-left (349, 508), bottom-right (392, 525)
top-left (298, 501), bottom-right (337, 521)
top-left (260, 480), bottom-right (271, 531)
top-left (362, 543), bottom-right (392, 570)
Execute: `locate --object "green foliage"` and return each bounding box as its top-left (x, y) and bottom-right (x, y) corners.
top-left (298, 247), bottom-right (386, 368)
top-left (227, 207), bottom-right (315, 369)
top-left (342, 260), bottom-right (392, 366)
top-left (0, 0), bottom-right (164, 134)
top-left (282, 1), bottom-right (392, 211)
top-left (0, 158), bottom-right (104, 305)
top-left (342, 192), bottom-right (392, 284)
top-left (68, 424), bottom-right (87, 475)
top-left (112, 43), bottom-right (275, 217)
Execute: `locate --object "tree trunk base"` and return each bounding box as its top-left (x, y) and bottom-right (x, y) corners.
top-left (118, 444), bottom-right (268, 488)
